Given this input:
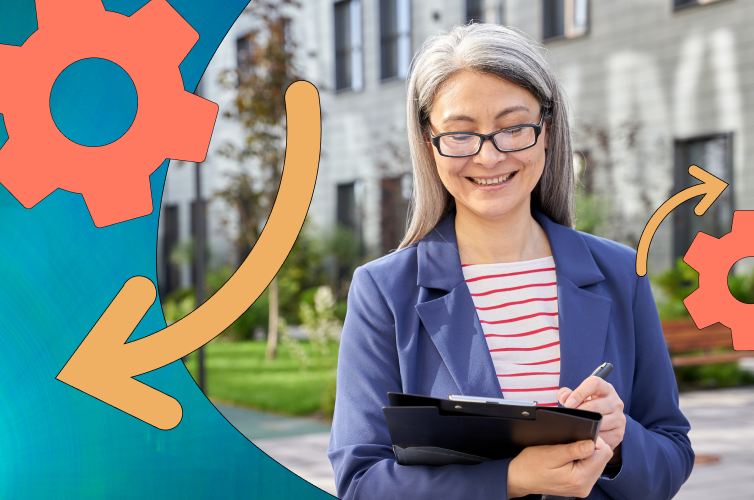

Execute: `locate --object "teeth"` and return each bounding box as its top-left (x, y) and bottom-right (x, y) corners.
top-left (472, 172), bottom-right (514, 186)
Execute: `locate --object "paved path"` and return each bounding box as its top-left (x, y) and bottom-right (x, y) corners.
top-left (217, 386), bottom-right (754, 499)
top-left (674, 387), bottom-right (754, 499)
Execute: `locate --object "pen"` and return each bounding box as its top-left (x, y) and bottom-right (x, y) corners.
top-left (590, 362), bottom-right (613, 380)
top-left (560, 363), bottom-right (613, 409)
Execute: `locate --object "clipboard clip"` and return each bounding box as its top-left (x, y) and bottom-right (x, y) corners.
top-left (448, 394), bottom-right (538, 407)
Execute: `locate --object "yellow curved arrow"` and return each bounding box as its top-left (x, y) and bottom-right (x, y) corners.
top-left (636, 165), bottom-right (727, 277)
top-left (56, 81), bottom-right (321, 430)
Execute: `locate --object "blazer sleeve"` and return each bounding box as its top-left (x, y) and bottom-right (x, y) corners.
top-left (597, 274), bottom-right (695, 500)
top-left (328, 266), bottom-right (513, 500)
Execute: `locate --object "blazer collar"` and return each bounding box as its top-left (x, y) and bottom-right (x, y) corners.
top-left (417, 207), bottom-right (605, 290)
top-left (416, 207), bottom-right (612, 398)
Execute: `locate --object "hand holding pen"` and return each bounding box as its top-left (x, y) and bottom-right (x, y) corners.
top-left (557, 362), bottom-right (626, 461)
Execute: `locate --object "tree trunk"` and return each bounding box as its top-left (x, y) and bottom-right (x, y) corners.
top-left (266, 275), bottom-right (279, 360)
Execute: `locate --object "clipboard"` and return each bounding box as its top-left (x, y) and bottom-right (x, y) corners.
top-left (383, 392), bottom-right (602, 466)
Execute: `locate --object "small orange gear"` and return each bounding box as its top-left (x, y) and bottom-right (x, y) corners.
top-left (0, 0), bottom-right (218, 227)
top-left (684, 211), bottom-right (754, 350)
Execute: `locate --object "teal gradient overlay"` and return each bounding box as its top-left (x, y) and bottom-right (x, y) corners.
top-left (0, 1), bottom-right (333, 499)
top-left (50, 58), bottom-right (139, 147)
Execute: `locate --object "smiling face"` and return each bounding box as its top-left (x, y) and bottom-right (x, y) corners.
top-left (426, 70), bottom-right (548, 224)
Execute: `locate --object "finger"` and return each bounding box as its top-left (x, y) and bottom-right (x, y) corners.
top-left (580, 394), bottom-right (625, 416)
top-left (595, 412), bottom-right (621, 432)
top-left (564, 377), bottom-right (611, 409)
top-left (581, 436), bottom-right (613, 468)
top-left (599, 428), bottom-right (624, 450)
top-left (558, 387), bottom-right (572, 405)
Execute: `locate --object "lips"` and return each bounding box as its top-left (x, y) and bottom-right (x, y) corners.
top-left (468, 170), bottom-right (518, 186)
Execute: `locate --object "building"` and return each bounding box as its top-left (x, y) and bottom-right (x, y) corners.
top-left (158, 0), bottom-right (751, 296)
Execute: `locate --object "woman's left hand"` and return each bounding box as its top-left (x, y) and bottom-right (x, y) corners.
top-left (558, 377), bottom-right (626, 458)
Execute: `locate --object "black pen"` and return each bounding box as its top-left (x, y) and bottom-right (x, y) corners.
top-left (590, 362), bottom-right (613, 380)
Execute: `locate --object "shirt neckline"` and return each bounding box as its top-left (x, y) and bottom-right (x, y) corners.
top-left (462, 255), bottom-right (555, 270)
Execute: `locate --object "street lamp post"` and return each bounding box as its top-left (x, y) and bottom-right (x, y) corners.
top-left (194, 80), bottom-right (207, 392)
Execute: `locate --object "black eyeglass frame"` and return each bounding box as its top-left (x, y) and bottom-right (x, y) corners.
top-left (427, 108), bottom-right (547, 158)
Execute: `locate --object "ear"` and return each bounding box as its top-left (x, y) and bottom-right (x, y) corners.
top-left (424, 130), bottom-right (435, 157)
top-left (543, 120), bottom-right (551, 150)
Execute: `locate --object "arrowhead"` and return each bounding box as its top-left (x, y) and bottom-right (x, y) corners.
top-left (56, 276), bottom-right (184, 430)
top-left (688, 165), bottom-right (728, 216)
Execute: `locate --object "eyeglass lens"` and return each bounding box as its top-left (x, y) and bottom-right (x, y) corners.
top-left (439, 127), bottom-right (536, 156)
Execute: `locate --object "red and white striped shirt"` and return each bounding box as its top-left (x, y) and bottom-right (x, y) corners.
top-left (462, 256), bottom-right (560, 407)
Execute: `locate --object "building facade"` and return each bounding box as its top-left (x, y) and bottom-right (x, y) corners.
top-left (158, 0), bottom-right (752, 295)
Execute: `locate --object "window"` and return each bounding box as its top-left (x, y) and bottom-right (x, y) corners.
top-left (379, 0), bottom-right (411, 81)
top-left (466, 0), bottom-right (505, 24)
top-left (160, 204), bottom-right (181, 299)
top-left (334, 0), bottom-right (363, 91)
top-left (543, 0), bottom-right (588, 41)
top-left (337, 181), bottom-right (362, 233)
top-left (236, 34), bottom-right (253, 80)
top-left (466, 0), bottom-right (484, 23)
top-left (190, 199), bottom-right (208, 287)
top-left (381, 173), bottom-right (412, 254)
top-left (673, 0), bottom-right (727, 10)
top-left (672, 134), bottom-right (734, 260)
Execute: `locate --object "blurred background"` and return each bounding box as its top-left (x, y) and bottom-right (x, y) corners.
top-left (158, 0), bottom-right (754, 497)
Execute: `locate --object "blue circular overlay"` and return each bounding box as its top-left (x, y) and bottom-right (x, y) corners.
top-left (50, 58), bottom-right (138, 147)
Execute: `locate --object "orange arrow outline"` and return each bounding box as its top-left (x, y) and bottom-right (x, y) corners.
top-left (635, 165), bottom-right (728, 277)
top-left (56, 81), bottom-right (321, 430)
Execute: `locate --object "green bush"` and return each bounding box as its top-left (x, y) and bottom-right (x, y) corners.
top-left (675, 361), bottom-right (754, 392)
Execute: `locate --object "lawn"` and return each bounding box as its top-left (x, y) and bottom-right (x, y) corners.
top-left (183, 340), bottom-right (339, 416)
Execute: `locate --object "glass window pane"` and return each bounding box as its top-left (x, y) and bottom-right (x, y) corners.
top-left (466, 0), bottom-right (484, 24)
top-left (380, 0), bottom-right (398, 79)
top-left (543, 0), bottom-right (565, 40)
top-left (673, 134), bottom-right (734, 259)
top-left (334, 0), bottom-right (352, 90)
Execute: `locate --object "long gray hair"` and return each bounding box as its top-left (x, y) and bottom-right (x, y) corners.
top-left (398, 23), bottom-right (575, 249)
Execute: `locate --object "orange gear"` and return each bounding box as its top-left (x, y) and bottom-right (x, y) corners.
top-left (684, 211), bottom-right (754, 350)
top-left (0, 0), bottom-right (218, 227)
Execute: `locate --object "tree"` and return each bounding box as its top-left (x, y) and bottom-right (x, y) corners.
top-left (217, 0), bottom-right (301, 359)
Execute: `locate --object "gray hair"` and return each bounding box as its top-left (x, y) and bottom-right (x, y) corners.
top-left (399, 23), bottom-right (575, 249)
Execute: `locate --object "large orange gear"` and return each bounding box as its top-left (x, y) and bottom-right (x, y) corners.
top-left (0, 0), bottom-right (218, 227)
top-left (684, 211), bottom-right (754, 350)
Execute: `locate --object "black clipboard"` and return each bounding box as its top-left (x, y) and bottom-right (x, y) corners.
top-left (383, 392), bottom-right (602, 466)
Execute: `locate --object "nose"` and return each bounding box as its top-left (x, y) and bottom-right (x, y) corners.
top-left (473, 137), bottom-right (507, 168)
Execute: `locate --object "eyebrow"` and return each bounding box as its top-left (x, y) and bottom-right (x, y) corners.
top-left (440, 105), bottom-right (532, 124)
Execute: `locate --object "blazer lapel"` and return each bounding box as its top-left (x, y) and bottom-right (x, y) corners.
top-left (532, 209), bottom-right (613, 393)
top-left (415, 209), bottom-right (614, 400)
top-left (415, 212), bottom-right (501, 399)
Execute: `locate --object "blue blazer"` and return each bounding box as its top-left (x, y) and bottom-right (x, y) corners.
top-left (328, 209), bottom-right (694, 500)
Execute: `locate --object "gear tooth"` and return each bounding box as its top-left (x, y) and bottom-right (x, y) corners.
top-left (683, 290), bottom-right (719, 329)
top-left (0, 142), bottom-right (56, 207)
top-left (131, 0), bottom-right (199, 60)
top-left (683, 232), bottom-right (720, 270)
top-left (161, 93), bottom-right (218, 162)
top-left (81, 176), bottom-right (154, 227)
top-left (729, 322), bottom-right (754, 351)
top-left (732, 211), bottom-right (754, 232)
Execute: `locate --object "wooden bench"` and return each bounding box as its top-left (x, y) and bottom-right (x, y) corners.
top-left (661, 319), bottom-right (754, 367)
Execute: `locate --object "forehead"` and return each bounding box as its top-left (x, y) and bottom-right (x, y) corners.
top-left (430, 70), bottom-right (538, 120)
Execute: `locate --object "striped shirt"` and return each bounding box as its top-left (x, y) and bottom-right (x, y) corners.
top-left (462, 256), bottom-right (560, 406)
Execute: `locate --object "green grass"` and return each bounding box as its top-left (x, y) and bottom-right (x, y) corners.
top-left (183, 340), bottom-right (338, 416)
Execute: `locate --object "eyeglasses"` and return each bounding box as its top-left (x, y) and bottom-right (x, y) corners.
top-left (428, 110), bottom-right (546, 158)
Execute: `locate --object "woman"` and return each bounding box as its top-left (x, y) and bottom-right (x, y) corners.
top-left (327, 23), bottom-right (693, 500)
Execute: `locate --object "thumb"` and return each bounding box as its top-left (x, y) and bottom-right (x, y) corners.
top-left (556, 439), bottom-right (596, 465)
